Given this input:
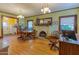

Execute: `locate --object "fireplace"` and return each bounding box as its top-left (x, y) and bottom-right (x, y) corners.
top-left (39, 31), bottom-right (47, 37)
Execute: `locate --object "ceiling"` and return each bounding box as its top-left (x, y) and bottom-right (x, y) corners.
top-left (0, 3), bottom-right (79, 17)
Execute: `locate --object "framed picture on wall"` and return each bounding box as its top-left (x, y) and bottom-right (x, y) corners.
top-left (36, 17), bottom-right (52, 26)
top-left (40, 19), bottom-right (43, 24)
top-left (44, 20), bottom-right (48, 24)
top-left (43, 17), bottom-right (52, 25)
top-left (59, 15), bottom-right (77, 33)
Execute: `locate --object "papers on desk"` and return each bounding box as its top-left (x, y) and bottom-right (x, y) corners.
top-left (59, 34), bottom-right (79, 45)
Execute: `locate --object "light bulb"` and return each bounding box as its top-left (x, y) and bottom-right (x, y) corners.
top-left (41, 9), bottom-right (43, 12)
top-left (41, 7), bottom-right (51, 14)
top-left (17, 15), bottom-right (24, 18)
top-left (44, 7), bottom-right (49, 11)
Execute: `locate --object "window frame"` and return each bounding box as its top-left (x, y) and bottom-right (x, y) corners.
top-left (59, 15), bottom-right (77, 33)
top-left (27, 20), bottom-right (33, 32)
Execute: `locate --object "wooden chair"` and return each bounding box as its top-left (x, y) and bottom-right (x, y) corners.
top-left (47, 36), bottom-right (59, 50)
top-left (27, 30), bottom-right (37, 39)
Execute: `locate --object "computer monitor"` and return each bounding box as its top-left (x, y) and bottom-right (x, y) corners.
top-left (61, 30), bottom-right (77, 41)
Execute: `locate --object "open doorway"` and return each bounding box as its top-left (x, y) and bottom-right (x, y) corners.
top-left (2, 16), bottom-right (18, 36)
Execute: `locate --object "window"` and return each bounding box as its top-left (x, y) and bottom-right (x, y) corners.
top-left (59, 15), bottom-right (77, 33)
top-left (27, 20), bottom-right (33, 32)
top-left (3, 22), bottom-right (8, 27)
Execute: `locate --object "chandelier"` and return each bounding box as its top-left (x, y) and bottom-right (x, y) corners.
top-left (17, 9), bottom-right (24, 19)
top-left (17, 15), bottom-right (24, 18)
top-left (41, 4), bottom-right (51, 14)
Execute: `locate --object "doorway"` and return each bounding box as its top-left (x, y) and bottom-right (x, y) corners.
top-left (2, 16), bottom-right (17, 36)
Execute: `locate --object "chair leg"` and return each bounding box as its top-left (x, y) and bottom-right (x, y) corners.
top-left (50, 44), bottom-right (54, 50)
top-left (54, 46), bottom-right (59, 50)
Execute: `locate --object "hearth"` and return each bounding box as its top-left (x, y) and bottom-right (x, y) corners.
top-left (39, 31), bottom-right (47, 37)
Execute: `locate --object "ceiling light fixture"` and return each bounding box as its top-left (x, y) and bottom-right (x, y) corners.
top-left (17, 15), bottom-right (24, 18)
top-left (17, 9), bottom-right (24, 19)
top-left (41, 3), bottom-right (51, 14)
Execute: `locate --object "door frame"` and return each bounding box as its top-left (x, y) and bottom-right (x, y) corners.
top-left (1, 15), bottom-right (18, 38)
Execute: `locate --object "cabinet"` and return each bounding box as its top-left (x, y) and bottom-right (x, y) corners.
top-left (59, 41), bottom-right (79, 55)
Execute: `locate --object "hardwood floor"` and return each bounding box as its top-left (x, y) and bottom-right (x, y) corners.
top-left (8, 36), bottom-right (59, 55)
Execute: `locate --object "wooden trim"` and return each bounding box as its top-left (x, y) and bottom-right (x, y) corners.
top-left (26, 7), bottom-right (79, 18)
top-left (59, 15), bottom-right (77, 33)
top-left (1, 15), bottom-right (17, 19)
top-left (43, 17), bottom-right (52, 19)
top-left (16, 18), bottom-right (19, 34)
top-left (36, 17), bottom-right (52, 26)
top-left (1, 15), bottom-right (18, 38)
top-left (43, 17), bottom-right (52, 25)
top-left (1, 16), bottom-right (3, 38)
top-left (43, 17), bottom-right (52, 23)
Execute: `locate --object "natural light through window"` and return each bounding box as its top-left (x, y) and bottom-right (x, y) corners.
top-left (27, 21), bottom-right (33, 32)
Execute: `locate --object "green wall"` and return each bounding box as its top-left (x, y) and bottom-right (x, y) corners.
top-left (26, 8), bottom-right (79, 36)
top-left (0, 8), bottom-right (79, 37)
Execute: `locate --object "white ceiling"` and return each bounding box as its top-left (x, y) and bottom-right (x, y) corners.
top-left (0, 3), bottom-right (79, 17)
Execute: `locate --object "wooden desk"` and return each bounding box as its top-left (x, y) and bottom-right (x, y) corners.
top-left (59, 39), bottom-right (79, 55)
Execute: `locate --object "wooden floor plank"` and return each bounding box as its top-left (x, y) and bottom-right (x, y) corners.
top-left (8, 36), bottom-right (59, 55)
